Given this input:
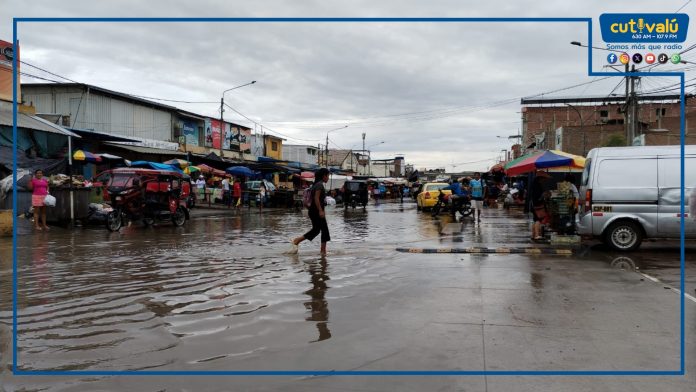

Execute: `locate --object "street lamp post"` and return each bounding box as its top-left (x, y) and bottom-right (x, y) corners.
top-left (220, 80), bottom-right (256, 159)
top-left (323, 125), bottom-right (349, 167)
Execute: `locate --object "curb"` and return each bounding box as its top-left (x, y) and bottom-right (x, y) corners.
top-left (395, 247), bottom-right (575, 255)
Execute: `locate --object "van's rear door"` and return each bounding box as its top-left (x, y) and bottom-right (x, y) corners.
top-left (657, 157), bottom-right (696, 237)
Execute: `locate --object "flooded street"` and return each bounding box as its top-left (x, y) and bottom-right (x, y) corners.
top-left (1, 201), bottom-right (695, 391)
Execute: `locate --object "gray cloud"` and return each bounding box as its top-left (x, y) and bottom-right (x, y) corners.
top-left (2, 0), bottom-right (693, 170)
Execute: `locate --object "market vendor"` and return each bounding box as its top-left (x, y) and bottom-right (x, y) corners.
top-left (195, 175), bottom-right (206, 201)
top-left (531, 170), bottom-right (552, 240)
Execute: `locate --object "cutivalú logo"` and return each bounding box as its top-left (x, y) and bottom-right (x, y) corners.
top-left (599, 13), bottom-right (689, 43)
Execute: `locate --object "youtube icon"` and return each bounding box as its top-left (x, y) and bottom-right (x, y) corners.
top-left (645, 53), bottom-right (656, 64)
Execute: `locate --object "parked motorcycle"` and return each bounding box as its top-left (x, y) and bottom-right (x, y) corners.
top-left (431, 192), bottom-right (473, 219)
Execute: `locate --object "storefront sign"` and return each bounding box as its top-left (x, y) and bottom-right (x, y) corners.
top-left (0, 40), bottom-right (19, 102)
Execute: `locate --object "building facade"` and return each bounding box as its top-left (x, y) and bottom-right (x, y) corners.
top-left (282, 144), bottom-right (319, 166)
top-left (521, 95), bottom-right (696, 156)
top-left (326, 149), bottom-right (370, 175)
top-left (22, 83), bottom-right (174, 142)
top-left (22, 83), bottom-right (254, 161)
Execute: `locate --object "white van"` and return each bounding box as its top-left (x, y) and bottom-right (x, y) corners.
top-left (577, 146), bottom-right (696, 251)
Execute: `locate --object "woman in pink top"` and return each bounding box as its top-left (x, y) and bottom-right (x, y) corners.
top-left (28, 169), bottom-right (49, 230)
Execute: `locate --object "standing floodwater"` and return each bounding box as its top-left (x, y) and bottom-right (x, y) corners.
top-left (0, 202), bottom-right (693, 391)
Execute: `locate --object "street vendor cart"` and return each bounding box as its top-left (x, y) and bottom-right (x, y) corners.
top-left (546, 192), bottom-right (577, 235)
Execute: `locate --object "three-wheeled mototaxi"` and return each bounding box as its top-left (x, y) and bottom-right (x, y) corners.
top-left (99, 168), bottom-right (190, 231)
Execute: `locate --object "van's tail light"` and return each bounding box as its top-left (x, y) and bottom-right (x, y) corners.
top-left (584, 189), bottom-right (592, 211)
top-left (425, 192), bottom-right (431, 199)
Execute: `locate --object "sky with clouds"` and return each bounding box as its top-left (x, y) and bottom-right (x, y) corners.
top-left (2, 0), bottom-right (694, 171)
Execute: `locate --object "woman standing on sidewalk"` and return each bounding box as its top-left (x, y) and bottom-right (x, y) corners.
top-left (289, 168), bottom-right (331, 255)
top-left (28, 169), bottom-right (49, 231)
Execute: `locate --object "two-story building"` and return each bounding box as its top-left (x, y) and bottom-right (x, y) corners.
top-left (282, 144), bottom-right (319, 168)
top-left (520, 94), bottom-right (696, 156)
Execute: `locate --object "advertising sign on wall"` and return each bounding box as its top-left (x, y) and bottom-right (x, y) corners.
top-left (181, 120), bottom-right (199, 147)
top-left (210, 119), bottom-right (222, 150)
top-left (0, 40), bottom-right (19, 102)
top-left (223, 123), bottom-right (232, 150)
top-left (239, 128), bottom-right (252, 152)
top-left (204, 119), bottom-right (213, 147)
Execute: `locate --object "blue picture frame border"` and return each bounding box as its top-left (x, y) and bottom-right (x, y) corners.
top-left (10, 17), bottom-right (687, 377)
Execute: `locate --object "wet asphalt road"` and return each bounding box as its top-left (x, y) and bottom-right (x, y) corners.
top-left (0, 200), bottom-right (695, 391)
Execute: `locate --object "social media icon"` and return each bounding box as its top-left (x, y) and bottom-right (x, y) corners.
top-left (671, 53), bottom-right (682, 64)
top-left (645, 53), bottom-right (655, 64)
top-left (632, 53), bottom-right (643, 64)
top-left (619, 53), bottom-right (630, 64)
top-left (658, 53), bottom-right (669, 64)
top-left (607, 53), bottom-right (618, 64)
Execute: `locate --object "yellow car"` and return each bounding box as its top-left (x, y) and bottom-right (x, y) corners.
top-left (416, 182), bottom-right (452, 211)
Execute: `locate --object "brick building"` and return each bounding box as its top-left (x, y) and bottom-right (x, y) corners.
top-left (521, 94), bottom-right (696, 156)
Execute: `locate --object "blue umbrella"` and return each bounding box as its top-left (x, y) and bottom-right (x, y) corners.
top-left (131, 161), bottom-right (183, 173)
top-left (226, 166), bottom-right (255, 177)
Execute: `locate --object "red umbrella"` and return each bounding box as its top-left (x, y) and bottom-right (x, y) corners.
top-left (197, 164), bottom-right (215, 174)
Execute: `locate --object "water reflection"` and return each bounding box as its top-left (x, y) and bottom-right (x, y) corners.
top-left (303, 256), bottom-right (331, 342)
top-left (341, 209), bottom-right (369, 243)
top-left (610, 256), bottom-right (637, 271)
top-left (530, 272), bottom-right (544, 289)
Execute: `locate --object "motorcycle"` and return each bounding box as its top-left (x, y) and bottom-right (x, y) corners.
top-left (103, 168), bottom-right (190, 231)
top-left (431, 192), bottom-right (473, 219)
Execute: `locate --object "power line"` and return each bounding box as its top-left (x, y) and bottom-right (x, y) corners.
top-left (128, 94), bottom-right (218, 104)
top-left (19, 60), bottom-right (81, 84)
top-left (223, 102), bottom-right (321, 143)
top-left (676, 0), bottom-right (693, 12)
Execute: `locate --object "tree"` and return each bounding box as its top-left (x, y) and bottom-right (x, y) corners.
top-left (603, 135), bottom-right (626, 147)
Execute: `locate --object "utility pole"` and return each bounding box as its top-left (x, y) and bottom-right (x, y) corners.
top-left (219, 97), bottom-right (224, 158)
top-left (362, 132), bottom-right (366, 175)
top-left (325, 134), bottom-right (329, 168)
top-left (630, 64), bottom-right (639, 145)
top-left (624, 63), bottom-right (639, 146)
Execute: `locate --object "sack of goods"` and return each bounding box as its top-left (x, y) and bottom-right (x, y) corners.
top-left (43, 194), bottom-right (57, 207)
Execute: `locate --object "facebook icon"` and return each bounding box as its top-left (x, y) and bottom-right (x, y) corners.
top-left (607, 53), bottom-right (618, 64)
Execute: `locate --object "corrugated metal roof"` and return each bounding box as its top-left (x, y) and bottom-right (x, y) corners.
top-left (0, 109), bottom-right (80, 137)
top-left (103, 142), bottom-right (185, 156)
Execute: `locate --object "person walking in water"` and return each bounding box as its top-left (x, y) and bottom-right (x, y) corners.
top-left (232, 177), bottom-right (242, 209)
top-left (288, 168), bottom-right (331, 255)
top-left (257, 182), bottom-right (266, 212)
top-left (469, 172), bottom-right (486, 223)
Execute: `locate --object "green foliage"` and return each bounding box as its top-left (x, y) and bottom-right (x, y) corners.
top-left (603, 135), bottom-right (626, 147)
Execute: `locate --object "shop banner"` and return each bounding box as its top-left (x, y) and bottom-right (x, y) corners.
top-left (240, 128), bottom-right (252, 152)
top-left (204, 118), bottom-right (213, 147)
top-left (211, 119), bottom-right (222, 150)
top-left (181, 120), bottom-right (199, 146)
top-left (223, 123), bottom-right (232, 150)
